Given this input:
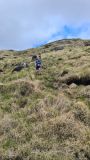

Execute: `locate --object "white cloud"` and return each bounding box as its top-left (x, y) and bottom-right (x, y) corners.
top-left (0, 0), bottom-right (90, 50)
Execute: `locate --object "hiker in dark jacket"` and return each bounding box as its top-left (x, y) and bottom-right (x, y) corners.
top-left (35, 55), bottom-right (42, 72)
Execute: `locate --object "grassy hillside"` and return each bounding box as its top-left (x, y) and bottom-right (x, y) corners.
top-left (0, 39), bottom-right (90, 160)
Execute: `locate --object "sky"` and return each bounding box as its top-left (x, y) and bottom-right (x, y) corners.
top-left (0, 0), bottom-right (90, 50)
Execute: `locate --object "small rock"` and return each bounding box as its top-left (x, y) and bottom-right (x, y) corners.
top-left (69, 83), bottom-right (77, 89)
top-left (12, 62), bottom-right (29, 73)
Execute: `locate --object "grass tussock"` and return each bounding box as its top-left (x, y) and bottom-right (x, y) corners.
top-left (0, 39), bottom-right (90, 160)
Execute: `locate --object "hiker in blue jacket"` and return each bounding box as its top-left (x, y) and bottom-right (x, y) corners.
top-left (35, 55), bottom-right (42, 73)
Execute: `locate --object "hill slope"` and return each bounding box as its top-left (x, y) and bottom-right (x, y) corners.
top-left (0, 39), bottom-right (90, 160)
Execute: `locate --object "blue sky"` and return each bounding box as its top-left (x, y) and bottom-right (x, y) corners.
top-left (0, 0), bottom-right (90, 50)
top-left (48, 24), bottom-right (89, 43)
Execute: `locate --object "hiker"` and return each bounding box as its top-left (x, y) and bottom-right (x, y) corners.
top-left (35, 55), bottom-right (42, 73)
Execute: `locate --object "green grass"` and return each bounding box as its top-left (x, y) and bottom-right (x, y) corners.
top-left (0, 39), bottom-right (90, 160)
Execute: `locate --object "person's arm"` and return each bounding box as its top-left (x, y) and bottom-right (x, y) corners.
top-left (35, 60), bottom-right (37, 66)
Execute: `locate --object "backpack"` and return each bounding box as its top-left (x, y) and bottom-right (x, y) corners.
top-left (36, 59), bottom-right (41, 67)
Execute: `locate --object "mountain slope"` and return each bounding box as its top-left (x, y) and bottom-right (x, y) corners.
top-left (0, 39), bottom-right (90, 160)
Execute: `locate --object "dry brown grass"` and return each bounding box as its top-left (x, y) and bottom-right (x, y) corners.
top-left (0, 39), bottom-right (90, 160)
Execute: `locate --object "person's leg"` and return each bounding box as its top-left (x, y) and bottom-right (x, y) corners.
top-left (38, 66), bottom-right (42, 75)
top-left (35, 66), bottom-right (39, 74)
